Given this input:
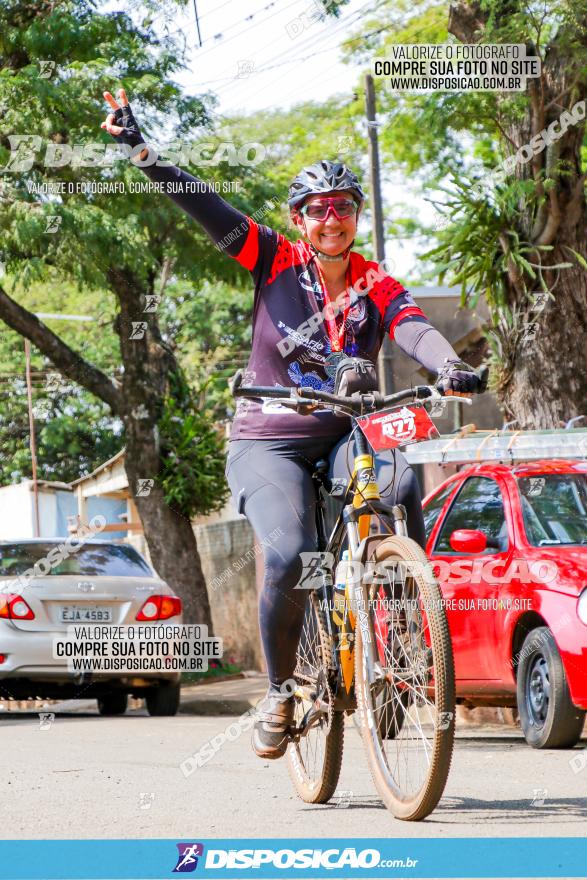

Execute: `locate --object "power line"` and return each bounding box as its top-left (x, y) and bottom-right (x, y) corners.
top-left (179, 0), bottom-right (301, 59)
top-left (199, 17), bottom-right (397, 91)
top-left (213, 0), bottom-right (383, 109)
top-left (196, 0), bottom-right (239, 24)
top-left (194, 0), bottom-right (280, 49)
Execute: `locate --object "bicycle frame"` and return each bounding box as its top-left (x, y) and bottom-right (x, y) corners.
top-left (230, 369), bottom-right (480, 736)
top-left (313, 422), bottom-right (407, 711)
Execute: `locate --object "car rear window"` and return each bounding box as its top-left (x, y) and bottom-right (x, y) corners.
top-left (517, 474), bottom-right (587, 546)
top-left (0, 542), bottom-right (153, 577)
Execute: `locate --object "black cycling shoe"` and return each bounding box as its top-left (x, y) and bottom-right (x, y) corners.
top-left (252, 690), bottom-right (295, 760)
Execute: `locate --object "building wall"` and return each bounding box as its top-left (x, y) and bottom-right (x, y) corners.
top-left (0, 483), bottom-right (133, 541)
top-left (0, 484), bottom-right (34, 538)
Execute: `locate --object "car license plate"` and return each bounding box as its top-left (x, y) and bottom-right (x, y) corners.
top-left (60, 605), bottom-right (112, 623)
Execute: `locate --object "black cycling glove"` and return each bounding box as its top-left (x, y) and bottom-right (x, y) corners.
top-left (436, 359), bottom-right (488, 394)
top-left (110, 102), bottom-right (152, 161)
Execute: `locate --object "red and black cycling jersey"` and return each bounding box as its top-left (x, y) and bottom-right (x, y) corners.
top-left (229, 218), bottom-right (426, 439)
top-left (139, 161), bottom-right (459, 440)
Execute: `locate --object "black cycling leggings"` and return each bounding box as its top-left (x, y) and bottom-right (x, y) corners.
top-left (225, 432), bottom-right (425, 690)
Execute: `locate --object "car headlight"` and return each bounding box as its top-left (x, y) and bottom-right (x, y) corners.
top-left (578, 588), bottom-right (587, 625)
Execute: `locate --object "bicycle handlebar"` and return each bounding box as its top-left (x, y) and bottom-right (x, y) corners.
top-left (229, 367), bottom-right (487, 416)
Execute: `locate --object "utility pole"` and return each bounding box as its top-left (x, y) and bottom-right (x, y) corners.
top-left (22, 313), bottom-right (94, 539)
top-left (193, 0), bottom-right (203, 47)
top-left (365, 73), bottom-right (393, 394)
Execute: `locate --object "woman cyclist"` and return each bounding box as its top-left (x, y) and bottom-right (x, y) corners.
top-left (101, 89), bottom-right (486, 760)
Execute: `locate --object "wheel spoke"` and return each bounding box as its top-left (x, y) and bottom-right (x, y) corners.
top-left (355, 539), bottom-right (455, 818)
top-left (288, 591), bottom-right (341, 802)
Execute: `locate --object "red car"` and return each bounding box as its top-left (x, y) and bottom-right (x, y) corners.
top-left (422, 458), bottom-right (587, 748)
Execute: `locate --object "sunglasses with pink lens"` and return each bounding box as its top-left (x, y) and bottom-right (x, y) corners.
top-left (299, 196), bottom-right (359, 221)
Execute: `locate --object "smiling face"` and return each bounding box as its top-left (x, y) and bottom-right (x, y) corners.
top-left (292, 191), bottom-right (360, 256)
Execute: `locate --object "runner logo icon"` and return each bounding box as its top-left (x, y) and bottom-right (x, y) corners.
top-left (173, 843), bottom-right (204, 873)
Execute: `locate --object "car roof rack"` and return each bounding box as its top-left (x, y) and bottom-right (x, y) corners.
top-left (403, 426), bottom-right (587, 466)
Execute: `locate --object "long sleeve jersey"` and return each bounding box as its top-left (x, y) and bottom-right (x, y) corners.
top-left (140, 161), bottom-right (459, 440)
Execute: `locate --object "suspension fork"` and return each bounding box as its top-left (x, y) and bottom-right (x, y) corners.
top-left (315, 486), bottom-right (338, 651)
top-left (345, 429), bottom-right (384, 687)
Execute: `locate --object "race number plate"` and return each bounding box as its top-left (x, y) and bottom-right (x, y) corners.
top-left (357, 403), bottom-right (439, 451)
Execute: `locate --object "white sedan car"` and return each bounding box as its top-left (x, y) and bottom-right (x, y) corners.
top-left (0, 539), bottom-right (182, 716)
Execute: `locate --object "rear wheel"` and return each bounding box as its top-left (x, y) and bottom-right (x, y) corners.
top-left (517, 627), bottom-right (585, 748)
top-left (145, 681), bottom-right (181, 716)
top-left (286, 591), bottom-right (344, 803)
top-left (355, 535), bottom-right (455, 821)
top-left (97, 692), bottom-right (128, 716)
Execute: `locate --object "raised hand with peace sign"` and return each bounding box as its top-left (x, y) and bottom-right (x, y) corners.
top-left (101, 89), bottom-right (150, 162)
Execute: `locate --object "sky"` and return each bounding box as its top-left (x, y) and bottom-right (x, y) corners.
top-left (167, 0), bottom-right (375, 116)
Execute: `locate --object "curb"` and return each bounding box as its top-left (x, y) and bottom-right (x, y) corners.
top-left (179, 697), bottom-right (258, 716)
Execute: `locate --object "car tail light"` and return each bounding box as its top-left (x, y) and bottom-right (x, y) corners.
top-left (0, 654), bottom-right (6, 664)
top-left (136, 595), bottom-right (182, 621)
top-left (0, 594), bottom-right (35, 620)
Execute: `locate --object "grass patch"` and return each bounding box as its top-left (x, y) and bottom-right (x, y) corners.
top-left (181, 658), bottom-right (243, 684)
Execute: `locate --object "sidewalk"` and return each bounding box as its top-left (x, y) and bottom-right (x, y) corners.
top-left (0, 672), bottom-right (269, 715)
top-left (179, 671), bottom-right (268, 716)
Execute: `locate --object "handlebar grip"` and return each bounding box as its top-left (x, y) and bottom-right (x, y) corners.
top-left (434, 362), bottom-right (490, 395)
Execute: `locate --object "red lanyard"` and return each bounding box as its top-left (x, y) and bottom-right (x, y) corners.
top-left (312, 260), bottom-right (353, 353)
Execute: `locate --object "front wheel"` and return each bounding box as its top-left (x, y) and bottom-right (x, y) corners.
top-left (286, 592), bottom-right (344, 803)
top-left (355, 535), bottom-right (455, 821)
top-left (517, 627), bottom-right (585, 748)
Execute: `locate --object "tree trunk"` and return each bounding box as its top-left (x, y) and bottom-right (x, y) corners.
top-left (112, 267), bottom-right (214, 631)
top-left (449, 1), bottom-right (587, 429)
top-left (501, 205), bottom-right (587, 429)
top-left (498, 86), bottom-right (587, 428)
top-left (123, 432), bottom-right (213, 628)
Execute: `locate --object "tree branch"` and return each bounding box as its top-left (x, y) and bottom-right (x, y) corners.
top-left (533, 186), bottom-right (561, 246)
top-left (158, 255), bottom-right (177, 297)
top-left (528, 74), bottom-right (545, 188)
top-left (498, 233), bottom-right (526, 298)
top-left (544, 78), bottom-right (581, 112)
top-left (489, 116), bottom-right (520, 151)
top-left (564, 172), bottom-right (587, 229)
top-left (0, 285), bottom-right (123, 414)
top-left (448, 1), bottom-right (487, 43)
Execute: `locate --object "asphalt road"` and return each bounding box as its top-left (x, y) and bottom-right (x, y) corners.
top-left (1, 704), bottom-right (586, 840)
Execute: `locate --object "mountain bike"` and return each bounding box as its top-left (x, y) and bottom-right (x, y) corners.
top-left (232, 368), bottom-right (486, 820)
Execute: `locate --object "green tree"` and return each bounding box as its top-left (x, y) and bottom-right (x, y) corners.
top-left (0, 0), bottom-right (239, 625)
top-left (0, 279), bottom-right (122, 485)
top-left (344, 0), bottom-right (587, 428)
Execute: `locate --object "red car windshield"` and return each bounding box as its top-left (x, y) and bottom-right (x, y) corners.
top-left (517, 474), bottom-right (587, 546)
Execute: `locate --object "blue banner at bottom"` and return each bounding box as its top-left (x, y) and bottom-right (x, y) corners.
top-left (0, 837), bottom-right (586, 880)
